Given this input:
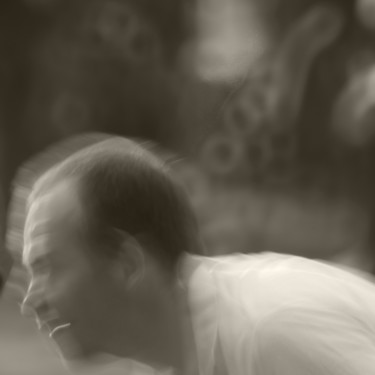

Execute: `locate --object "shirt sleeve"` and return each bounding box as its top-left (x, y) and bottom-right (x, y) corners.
top-left (251, 305), bottom-right (375, 375)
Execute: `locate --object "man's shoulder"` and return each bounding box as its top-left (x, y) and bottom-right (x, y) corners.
top-left (184, 253), bottom-right (375, 375)
top-left (191, 252), bottom-right (375, 318)
top-left (199, 251), bottom-right (375, 286)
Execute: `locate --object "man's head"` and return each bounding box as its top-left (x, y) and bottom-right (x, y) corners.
top-left (21, 137), bottom-right (201, 363)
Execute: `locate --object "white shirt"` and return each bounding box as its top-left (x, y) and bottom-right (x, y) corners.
top-left (182, 252), bottom-right (375, 375)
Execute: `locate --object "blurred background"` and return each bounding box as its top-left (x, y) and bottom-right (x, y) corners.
top-left (2, 0), bottom-right (375, 373)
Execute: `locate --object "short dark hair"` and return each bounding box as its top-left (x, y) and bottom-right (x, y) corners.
top-left (30, 137), bottom-right (202, 271)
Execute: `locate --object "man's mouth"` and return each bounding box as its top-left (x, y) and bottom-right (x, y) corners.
top-left (37, 318), bottom-right (72, 338)
top-left (48, 323), bottom-right (72, 338)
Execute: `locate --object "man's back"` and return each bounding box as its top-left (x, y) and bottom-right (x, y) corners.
top-left (185, 252), bottom-right (375, 375)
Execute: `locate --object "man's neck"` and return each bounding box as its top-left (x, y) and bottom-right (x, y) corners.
top-left (153, 257), bottom-right (200, 375)
top-left (118, 254), bottom-right (202, 374)
top-left (132, 274), bottom-right (197, 374)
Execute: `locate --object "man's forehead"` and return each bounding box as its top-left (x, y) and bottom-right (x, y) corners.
top-left (23, 179), bottom-right (84, 263)
top-left (26, 179), bottom-right (82, 228)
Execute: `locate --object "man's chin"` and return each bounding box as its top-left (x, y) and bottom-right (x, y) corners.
top-left (58, 345), bottom-right (125, 373)
top-left (50, 331), bottom-right (133, 371)
top-left (50, 331), bottom-right (100, 365)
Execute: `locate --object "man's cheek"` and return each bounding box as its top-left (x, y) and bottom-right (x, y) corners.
top-left (49, 278), bottom-right (85, 309)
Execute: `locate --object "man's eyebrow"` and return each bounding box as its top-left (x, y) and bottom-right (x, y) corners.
top-left (23, 241), bottom-right (50, 271)
top-left (30, 255), bottom-right (49, 269)
top-left (25, 220), bottom-right (50, 240)
top-left (23, 254), bottom-right (48, 273)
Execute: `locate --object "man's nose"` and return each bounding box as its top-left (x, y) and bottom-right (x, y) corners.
top-left (21, 290), bottom-right (36, 318)
top-left (20, 282), bottom-right (45, 319)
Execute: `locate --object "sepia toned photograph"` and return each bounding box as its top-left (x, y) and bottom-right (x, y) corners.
top-left (1, 0), bottom-right (375, 374)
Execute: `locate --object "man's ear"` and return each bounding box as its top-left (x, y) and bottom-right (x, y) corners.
top-left (114, 230), bottom-right (145, 290)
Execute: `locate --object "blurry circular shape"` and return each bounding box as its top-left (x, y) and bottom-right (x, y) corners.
top-left (357, 0), bottom-right (375, 30)
top-left (223, 87), bottom-right (265, 136)
top-left (201, 134), bottom-right (245, 176)
top-left (195, 0), bottom-right (270, 82)
top-left (51, 92), bottom-right (90, 134)
top-left (93, 0), bottom-right (136, 42)
top-left (87, 0), bottom-right (159, 63)
top-left (194, 47), bottom-right (236, 82)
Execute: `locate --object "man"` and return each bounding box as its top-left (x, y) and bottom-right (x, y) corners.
top-left (21, 136), bottom-right (375, 374)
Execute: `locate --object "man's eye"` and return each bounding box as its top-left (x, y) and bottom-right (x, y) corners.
top-left (31, 263), bottom-right (50, 277)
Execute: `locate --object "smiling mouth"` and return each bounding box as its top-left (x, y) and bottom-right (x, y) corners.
top-left (48, 323), bottom-right (72, 338)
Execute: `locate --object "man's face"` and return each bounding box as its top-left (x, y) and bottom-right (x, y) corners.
top-left (22, 180), bottom-right (126, 361)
